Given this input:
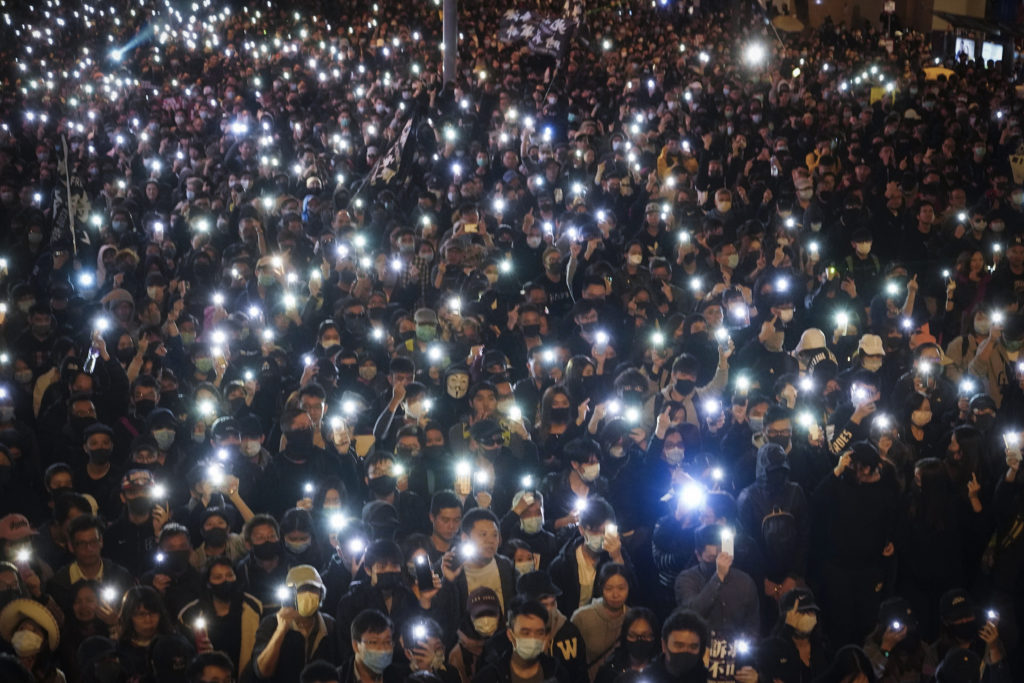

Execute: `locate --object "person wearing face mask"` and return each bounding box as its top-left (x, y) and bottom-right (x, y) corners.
top-left (932, 589), bottom-right (1009, 679)
top-left (252, 565), bottom-right (339, 683)
top-left (674, 523), bottom-right (759, 637)
top-left (944, 313), bottom-right (990, 385)
top-left (540, 438), bottom-right (608, 531)
top-left (448, 587), bottom-right (504, 683)
top-left (140, 524), bottom-right (204, 616)
top-left (179, 557), bottom-right (263, 675)
top-left (335, 540), bottom-right (439, 663)
top-left (71, 423), bottom-right (122, 520)
top-left (472, 600), bottom-right (571, 683)
top-left (189, 507), bottom-right (247, 571)
top-left (861, 597), bottom-right (938, 682)
top-left (0, 597), bottom-right (63, 683)
top-left (258, 409), bottom-right (329, 520)
top-left (639, 608), bottom-right (711, 683)
top-left (760, 588), bottom-right (829, 683)
top-left (737, 443), bottom-right (810, 602)
top-left (813, 442), bottom-right (900, 647)
top-left (236, 515), bottom-right (290, 613)
top-left (548, 498), bottom-right (633, 617)
top-left (363, 453), bottom-right (431, 539)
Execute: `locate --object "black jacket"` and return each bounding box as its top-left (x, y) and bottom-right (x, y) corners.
top-left (548, 536), bottom-right (635, 618)
top-left (471, 653), bottom-right (570, 683)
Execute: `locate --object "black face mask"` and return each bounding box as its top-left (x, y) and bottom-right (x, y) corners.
top-left (117, 348), bottom-right (136, 364)
top-left (768, 436), bottom-right (791, 452)
top-left (674, 379), bottom-right (695, 395)
top-left (948, 619), bottom-right (978, 641)
top-left (521, 324), bottom-right (541, 338)
top-left (208, 580), bottom-right (237, 601)
top-left (621, 389), bottom-right (645, 404)
top-left (689, 331), bottom-right (710, 345)
top-left (126, 497), bottom-right (153, 517)
top-left (88, 448), bottom-right (112, 466)
top-left (285, 429), bottom-right (314, 456)
top-left (626, 639), bottom-right (658, 662)
top-left (134, 397), bottom-right (155, 419)
top-left (973, 415), bottom-right (995, 432)
top-left (229, 397), bottom-right (246, 414)
top-left (368, 475), bottom-right (397, 496)
top-left (665, 651), bottom-right (701, 676)
top-left (550, 407), bottom-right (570, 423)
top-left (202, 527), bottom-right (229, 547)
top-left (163, 549), bottom-right (190, 574)
top-left (423, 445), bottom-right (447, 459)
top-left (375, 571), bottom-right (403, 592)
top-left (252, 540), bottom-right (282, 561)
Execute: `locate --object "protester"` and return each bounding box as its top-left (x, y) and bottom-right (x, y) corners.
top-left (1, 0), bottom-right (1024, 679)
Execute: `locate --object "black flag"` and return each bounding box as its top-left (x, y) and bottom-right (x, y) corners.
top-left (499, 1), bottom-right (582, 59)
top-left (368, 116), bottom-right (417, 189)
top-left (51, 135), bottom-right (91, 253)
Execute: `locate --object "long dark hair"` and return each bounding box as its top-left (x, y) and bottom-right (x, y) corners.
top-left (616, 607), bottom-right (658, 649)
top-left (908, 458), bottom-right (951, 531)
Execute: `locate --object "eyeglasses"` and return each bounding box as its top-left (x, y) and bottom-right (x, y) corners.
top-left (766, 430), bottom-right (792, 438)
top-left (626, 633), bottom-right (656, 642)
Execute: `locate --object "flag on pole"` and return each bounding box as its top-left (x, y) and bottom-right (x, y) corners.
top-left (52, 136), bottom-right (90, 254)
top-left (368, 116), bottom-right (417, 189)
top-left (499, 0), bottom-right (583, 59)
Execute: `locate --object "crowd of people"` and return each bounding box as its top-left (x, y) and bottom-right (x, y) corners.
top-left (0, 0), bottom-right (1023, 681)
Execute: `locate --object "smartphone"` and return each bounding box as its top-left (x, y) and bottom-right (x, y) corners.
top-left (414, 556), bottom-right (434, 592)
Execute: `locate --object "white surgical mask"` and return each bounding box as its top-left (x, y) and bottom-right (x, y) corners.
top-left (521, 517), bottom-right (543, 534)
top-left (473, 616), bottom-right (498, 637)
top-left (515, 560), bottom-right (535, 575)
top-left (578, 463), bottom-right (600, 482)
top-left (779, 309), bottom-right (794, 323)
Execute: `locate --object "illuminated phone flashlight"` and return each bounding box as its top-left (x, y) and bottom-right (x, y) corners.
top-left (596, 210), bottom-right (607, 222)
top-left (784, 217), bottom-right (796, 229)
top-left (79, 272), bottom-right (96, 288)
top-left (155, 552), bottom-right (166, 564)
top-left (284, 293), bottom-right (297, 309)
top-left (393, 463), bottom-right (406, 478)
top-left (958, 212), bottom-right (968, 223)
top-left (456, 461), bottom-right (472, 478)
top-left (473, 470), bottom-right (489, 487)
top-left (412, 623), bottom-right (427, 641)
top-left (543, 221), bottom-right (553, 234)
top-left (101, 586), bottom-right (117, 603)
top-left (94, 317), bottom-right (110, 332)
top-left (992, 311), bottom-right (1005, 325)
top-left (458, 542), bottom-right (478, 561)
top-left (574, 497), bottom-right (588, 513)
top-left (689, 277), bottom-right (702, 292)
top-left (207, 464), bottom-right (225, 487)
top-left (428, 345), bottom-right (443, 362)
top-left (681, 482), bottom-right (706, 509)
top-left (987, 609), bottom-right (999, 621)
top-left (918, 360), bottom-right (933, 376)
top-left (151, 482), bottom-right (168, 498)
top-left (874, 413), bottom-right (891, 430)
top-left (447, 297), bottom-right (462, 314)
top-left (994, 243), bottom-right (1002, 253)
top-left (1006, 432), bottom-right (1020, 448)
top-left (595, 330), bottom-right (610, 346)
top-left (901, 317), bottom-right (913, 330)
top-left (808, 242), bottom-right (819, 255)
top-left (797, 412), bottom-right (815, 430)
top-left (276, 585), bottom-right (290, 602)
top-left (677, 230), bottom-right (691, 244)
top-left (736, 639), bottom-right (751, 655)
top-left (711, 467), bottom-right (724, 482)
top-left (703, 399), bottom-right (723, 417)
top-left (14, 548), bottom-right (30, 563)
top-left (886, 282), bottom-right (899, 296)
top-left (521, 475), bottom-right (534, 490)
top-left (836, 312), bottom-right (849, 329)
top-left (799, 376), bottom-right (814, 392)
top-left (198, 400), bottom-right (215, 417)
top-left (212, 292), bottom-right (225, 307)
top-left (508, 405), bottom-right (522, 422)
top-left (371, 327), bottom-right (384, 341)
top-left (261, 328), bottom-right (275, 343)
top-left (347, 537), bottom-right (366, 555)
top-left (715, 328), bottom-right (729, 344)
top-left (543, 349), bottom-right (556, 365)
top-left (303, 482), bottom-right (314, 495)
top-left (500, 259), bottom-right (512, 274)
top-left (625, 406), bottom-right (641, 423)
top-left (775, 277), bottom-right (789, 293)
top-left (651, 331), bottom-right (665, 347)
top-left (606, 400), bottom-right (621, 415)
top-left (960, 378), bottom-right (975, 395)
top-left (891, 620), bottom-right (902, 631)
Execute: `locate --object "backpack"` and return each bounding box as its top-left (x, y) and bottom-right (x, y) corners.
top-left (760, 488), bottom-right (799, 574)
